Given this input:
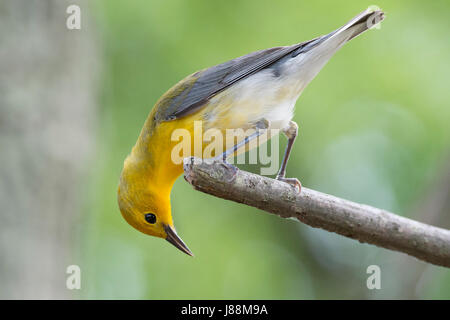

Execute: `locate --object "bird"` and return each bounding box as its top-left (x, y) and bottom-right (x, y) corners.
top-left (117, 8), bottom-right (385, 256)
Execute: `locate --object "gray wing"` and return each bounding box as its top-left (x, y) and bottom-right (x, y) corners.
top-left (160, 42), bottom-right (308, 121)
top-left (159, 10), bottom-right (377, 121)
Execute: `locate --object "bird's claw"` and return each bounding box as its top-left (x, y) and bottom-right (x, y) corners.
top-left (219, 160), bottom-right (238, 181)
top-left (276, 176), bottom-right (302, 193)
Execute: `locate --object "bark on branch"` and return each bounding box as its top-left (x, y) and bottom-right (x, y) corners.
top-left (183, 158), bottom-right (450, 268)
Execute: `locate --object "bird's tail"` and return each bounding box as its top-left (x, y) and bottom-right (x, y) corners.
top-left (284, 8), bottom-right (384, 95)
top-left (334, 8), bottom-right (385, 41)
top-left (292, 8), bottom-right (385, 59)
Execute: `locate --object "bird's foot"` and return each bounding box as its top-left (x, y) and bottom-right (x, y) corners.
top-left (276, 176), bottom-right (302, 193)
top-left (205, 156), bottom-right (238, 182)
top-left (218, 159), bottom-right (238, 181)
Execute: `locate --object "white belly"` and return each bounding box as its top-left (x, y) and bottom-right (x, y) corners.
top-left (203, 69), bottom-right (301, 132)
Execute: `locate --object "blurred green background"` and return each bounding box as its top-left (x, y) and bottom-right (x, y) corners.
top-left (77, 0), bottom-right (450, 299)
top-left (3, 0), bottom-right (448, 299)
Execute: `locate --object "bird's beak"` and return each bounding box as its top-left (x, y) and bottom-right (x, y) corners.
top-left (164, 224), bottom-right (194, 256)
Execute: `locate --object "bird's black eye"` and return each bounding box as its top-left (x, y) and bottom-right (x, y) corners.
top-left (145, 213), bottom-right (157, 224)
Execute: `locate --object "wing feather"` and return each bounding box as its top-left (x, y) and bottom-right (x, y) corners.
top-left (160, 44), bottom-right (305, 121)
top-left (157, 9), bottom-right (382, 122)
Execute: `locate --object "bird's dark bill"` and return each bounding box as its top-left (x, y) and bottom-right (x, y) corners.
top-left (164, 224), bottom-right (193, 256)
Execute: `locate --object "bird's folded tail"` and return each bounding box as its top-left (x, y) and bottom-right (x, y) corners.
top-left (291, 8), bottom-right (384, 58)
top-left (333, 8), bottom-right (385, 41)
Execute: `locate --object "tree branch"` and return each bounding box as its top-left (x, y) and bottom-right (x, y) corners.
top-left (183, 158), bottom-right (450, 268)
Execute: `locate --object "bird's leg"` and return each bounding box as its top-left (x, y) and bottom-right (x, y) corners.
top-left (211, 119), bottom-right (269, 175)
top-left (216, 119), bottom-right (269, 161)
top-left (276, 121), bottom-right (302, 192)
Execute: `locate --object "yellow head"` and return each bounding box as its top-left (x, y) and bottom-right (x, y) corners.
top-left (117, 154), bottom-right (193, 256)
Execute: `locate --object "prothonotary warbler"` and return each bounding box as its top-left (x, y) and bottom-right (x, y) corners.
top-left (117, 9), bottom-right (385, 255)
